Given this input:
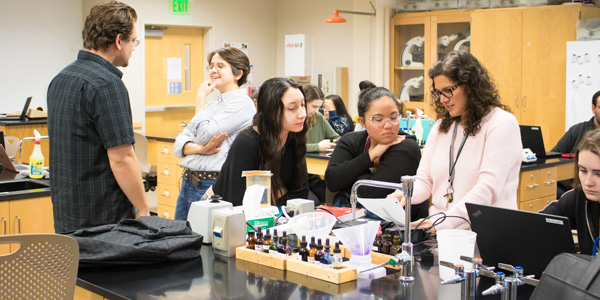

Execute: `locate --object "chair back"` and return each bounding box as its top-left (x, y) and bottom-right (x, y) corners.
top-left (133, 132), bottom-right (152, 175)
top-left (0, 234), bottom-right (79, 300)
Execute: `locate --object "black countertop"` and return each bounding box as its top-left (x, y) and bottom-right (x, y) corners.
top-left (77, 245), bottom-right (535, 300)
top-left (0, 118), bottom-right (47, 126)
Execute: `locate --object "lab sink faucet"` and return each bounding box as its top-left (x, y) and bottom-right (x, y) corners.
top-left (350, 176), bottom-right (415, 282)
top-left (18, 136), bottom-right (49, 159)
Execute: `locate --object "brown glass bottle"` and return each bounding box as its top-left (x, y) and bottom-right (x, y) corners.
top-left (315, 238), bottom-right (324, 263)
top-left (255, 227), bottom-right (264, 252)
top-left (262, 229), bottom-right (272, 254)
top-left (246, 230), bottom-right (256, 250)
top-left (373, 233), bottom-right (383, 253)
top-left (382, 229), bottom-right (393, 254)
top-left (277, 231), bottom-right (288, 255)
top-left (391, 234), bottom-right (401, 256)
top-left (299, 235), bottom-right (309, 262)
top-left (308, 236), bottom-right (317, 263)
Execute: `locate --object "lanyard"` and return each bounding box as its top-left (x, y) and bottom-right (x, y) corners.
top-left (446, 122), bottom-right (468, 207)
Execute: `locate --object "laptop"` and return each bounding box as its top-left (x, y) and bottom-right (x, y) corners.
top-left (519, 125), bottom-right (562, 158)
top-left (0, 144), bottom-right (28, 172)
top-left (466, 203), bottom-right (576, 278)
top-left (0, 97), bottom-right (32, 121)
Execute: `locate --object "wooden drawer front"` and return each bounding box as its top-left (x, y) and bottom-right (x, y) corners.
top-left (539, 195), bottom-right (557, 211)
top-left (157, 183), bottom-right (178, 207)
top-left (519, 170), bottom-right (540, 201)
top-left (157, 162), bottom-right (181, 186)
top-left (540, 167), bottom-right (558, 198)
top-left (158, 204), bottom-right (175, 220)
top-left (519, 198), bottom-right (545, 212)
top-left (157, 141), bottom-right (181, 165)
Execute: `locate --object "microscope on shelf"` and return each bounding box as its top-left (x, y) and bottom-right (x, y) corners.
top-left (438, 34), bottom-right (459, 50)
top-left (399, 76), bottom-right (424, 103)
top-left (440, 255), bottom-right (539, 300)
top-left (401, 36), bottom-right (425, 68)
top-left (454, 34), bottom-right (471, 51)
top-left (350, 176), bottom-right (416, 283)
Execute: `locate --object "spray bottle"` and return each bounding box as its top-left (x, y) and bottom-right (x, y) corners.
top-left (29, 129), bottom-right (44, 179)
top-left (412, 109), bottom-right (424, 146)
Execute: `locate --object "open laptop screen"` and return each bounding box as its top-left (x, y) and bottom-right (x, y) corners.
top-left (466, 203), bottom-right (575, 278)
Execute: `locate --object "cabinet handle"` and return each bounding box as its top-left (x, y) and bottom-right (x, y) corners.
top-left (551, 180), bottom-right (556, 183)
top-left (161, 169), bottom-right (170, 176)
top-left (17, 216), bottom-right (21, 234)
top-left (515, 96), bottom-right (518, 107)
top-left (161, 147), bottom-right (169, 154)
top-left (522, 95), bottom-right (526, 111)
top-left (529, 204), bottom-right (533, 209)
top-left (544, 181), bottom-right (557, 185)
top-left (2, 217), bottom-right (5, 235)
top-left (161, 190), bottom-right (170, 197)
top-left (527, 184), bottom-right (539, 189)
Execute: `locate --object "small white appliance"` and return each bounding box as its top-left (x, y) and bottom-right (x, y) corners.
top-left (212, 208), bottom-right (246, 257)
top-left (286, 198), bottom-right (315, 216)
top-left (187, 195), bottom-right (232, 244)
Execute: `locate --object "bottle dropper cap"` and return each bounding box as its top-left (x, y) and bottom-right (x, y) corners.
top-left (316, 238), bottom-right (323, 250)
top-left (300, 235), bottom-right (307, 247)
top-left (333, 242), bottom-right (341, 254)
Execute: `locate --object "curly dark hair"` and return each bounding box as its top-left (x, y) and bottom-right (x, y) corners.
top-left (208, 47), bottom-right (250, 87)
top-left (254, 77), bottom-right (307, 202)
top-left (429, 51), bottom-right (510, 136)
top-left (83, 1), bottom-right (137, 51)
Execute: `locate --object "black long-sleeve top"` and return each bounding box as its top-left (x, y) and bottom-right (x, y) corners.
top-left (325, 130), bottom-right (429, 221)
top-left (540, 188), bottom-right (600, 255)
top-left (213, 127), bottom-right (309, 207)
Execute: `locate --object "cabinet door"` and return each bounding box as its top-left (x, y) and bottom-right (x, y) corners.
top-left (539, 167), bottom-right (558, 198)
top-left (0, 201), bottom-right (9, 255)
top-left (471, 10), bottom-right (523, 121)
top-left (519, 169), bottom-right (540, 202)
top-left (8, 197), bottom-right (54, 235)
top-left (521, 6), bottom-right (580, 149)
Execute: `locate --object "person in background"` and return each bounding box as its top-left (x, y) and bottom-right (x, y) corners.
top-left (389, 51), bottom-right (522, 233)
top-left (304, 85), bottom-right (339, 204)
top-left (540, 129), bottom-right (600, 255)
top-left (325, 81), bottom-right (429, 221)
top-left (552, 90), bottom-right (600, 197)
top-left (173, 47), bottom-right (255, 220)
top-left (250, 88), bottom-right (259, 108)
top-left (323, 94), bottom-right (355, 137)
top-left (213, 77), bottom-right (309, 206)
top-left (47, 1), bottom-right (150, 233)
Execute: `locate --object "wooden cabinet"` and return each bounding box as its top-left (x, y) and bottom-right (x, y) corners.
top-left (390, 11), bottom-right (470, 118)
top-left (0, 196), bottom-right (54, 254)
top-left (518, 167), bottom-right (557, 212)
top-left (471, 5), bottom-right (600, 150)
top-left (156, 141), bottom-right (182, 220)
top-left (0, 123), bottom-right (49, 167)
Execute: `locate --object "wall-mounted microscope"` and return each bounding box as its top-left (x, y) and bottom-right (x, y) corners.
top-left (401, 36), bottom-right (425, 67)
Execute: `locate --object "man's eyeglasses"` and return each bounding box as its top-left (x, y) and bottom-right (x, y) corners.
top-left (131, 38), bottom-right (140, 47)
top-left (368, 113), bottom-right (401, 127)
top-left (206, 62), bottom-right (230, 72)
top-left (431, 83), bottom-right (461, 100)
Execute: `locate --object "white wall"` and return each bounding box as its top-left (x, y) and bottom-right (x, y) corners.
top-left (0, 0), bottom-right (83, 112)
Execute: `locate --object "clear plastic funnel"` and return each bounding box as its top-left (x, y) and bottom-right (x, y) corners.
top-left (287, 212), bottom-right (336, 241)
top-left (332, 220), bottom-right (380, 257)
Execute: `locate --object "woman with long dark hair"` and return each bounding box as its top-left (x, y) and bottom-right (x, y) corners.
top-left (324, 94), bottom-right (355, 136)
top-left (390, 51), bottom-right (522, 233)
top-left (213, 77), bottom-right (309, 206)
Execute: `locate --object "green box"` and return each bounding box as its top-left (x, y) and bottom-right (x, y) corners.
top-left (246, 217), bottom-right (274, 233)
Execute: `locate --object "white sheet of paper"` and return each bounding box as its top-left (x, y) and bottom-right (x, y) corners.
top-left (242, 184), bottom-right (266, 218)
top-left (357, 197), bottom-right (406, 226)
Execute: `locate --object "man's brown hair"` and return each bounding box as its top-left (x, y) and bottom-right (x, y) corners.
top-left (83, 1), bottom-right (137, 51)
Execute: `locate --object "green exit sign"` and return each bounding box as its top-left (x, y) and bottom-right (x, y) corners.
top-left (170, 0), bottom-right (190, 15)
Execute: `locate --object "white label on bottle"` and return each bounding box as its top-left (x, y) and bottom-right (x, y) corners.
top-left (255, 245), bottom-right (262, 252)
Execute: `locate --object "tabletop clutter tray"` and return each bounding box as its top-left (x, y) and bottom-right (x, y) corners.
top-left (235, 245), bottom-right (401, 284)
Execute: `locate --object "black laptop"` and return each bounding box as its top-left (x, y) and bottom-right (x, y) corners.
top-left (466, 203), bottom-right (576, 278)
top-left (520, 125), bottom-right (562, 158)
top-left (0, 97), bottom-right (32, 121)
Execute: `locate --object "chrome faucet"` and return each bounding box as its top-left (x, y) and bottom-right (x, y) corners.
top-left (441, 256), bottom-right (492, 299)
top-left (482, 263), bottom-right (538, 300)
top-left (350, 176), bottom-right (416, 282)
top-left (18, 136), bottom-right (49, 159)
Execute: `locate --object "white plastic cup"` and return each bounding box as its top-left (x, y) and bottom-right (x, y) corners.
top-left (437, 229), bottom-right (477, 280)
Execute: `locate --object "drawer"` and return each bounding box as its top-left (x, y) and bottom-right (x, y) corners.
top-left (156, 141), bottom-right (181, 165)
top-left (519, 169), bottom-right (540, 202)
top-left (519, 198), bottom-right (544, 212)
top-left (158, 204), bottom-right (175, 220)
top-left (540, 167), bottom-right (557, 198)
top-left (539, 195), bottom-right (557, 210)
top-left (157, 162), bottom-right (182, 186)
top-left (157, 183), bottom-right (178, 207)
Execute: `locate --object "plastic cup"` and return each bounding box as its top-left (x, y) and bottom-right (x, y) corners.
top-left (287, 212), bottom-right (336, 242)
top-left (242, 171), bottom-right (272, 207)
top-left (437, 229), bottom-right (477, 280)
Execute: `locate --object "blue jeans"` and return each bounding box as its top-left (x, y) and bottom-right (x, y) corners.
top-left (174, 178), bottom-right (214, 220)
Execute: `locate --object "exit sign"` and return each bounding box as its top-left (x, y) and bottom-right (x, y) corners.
top-left (170, 0), bottom-right (190, 15)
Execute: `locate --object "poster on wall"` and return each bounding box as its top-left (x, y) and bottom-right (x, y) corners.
top-left (167, 57), bottom-right (182, 95)
top-left (223, 42), bottom-right (251, 83)
top-left (285, 34), bottom-right (309, 77)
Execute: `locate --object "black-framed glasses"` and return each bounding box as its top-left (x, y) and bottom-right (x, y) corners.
top-left (131, 38), bottom-right (140, 47)
top-left (206, 62), bottom-right (230, 72)
top-left (431, 83), bottom-right (461, 100)
top-left (367, 113), bottom-right (401, 127)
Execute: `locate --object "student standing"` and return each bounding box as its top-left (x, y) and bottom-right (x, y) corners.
top-left (173, 47), bottom-right (255, 220)
top-left (47, 1), bottom-right (149, 233)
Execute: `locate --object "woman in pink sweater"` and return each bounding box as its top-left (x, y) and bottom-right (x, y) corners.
top-left (390, 51), bottom-right (522, 233)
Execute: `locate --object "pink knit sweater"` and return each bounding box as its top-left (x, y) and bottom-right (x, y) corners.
top-left (412, 107), bottom-right (522, 230)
